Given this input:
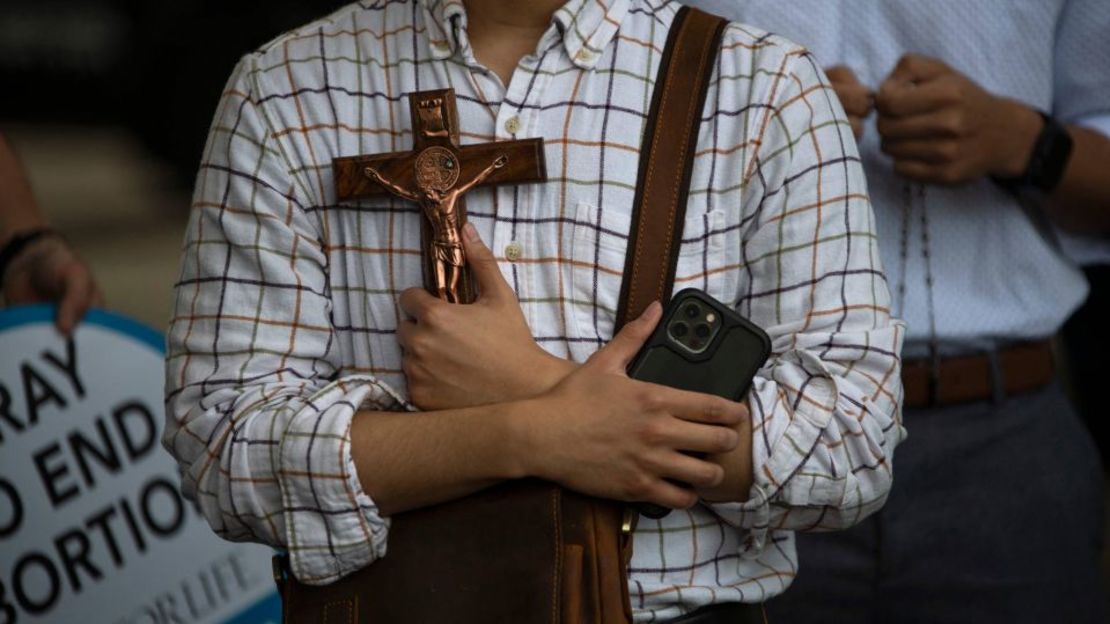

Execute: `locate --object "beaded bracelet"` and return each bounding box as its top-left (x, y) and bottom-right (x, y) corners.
top-left (0, 227), bottom-right (57, 288)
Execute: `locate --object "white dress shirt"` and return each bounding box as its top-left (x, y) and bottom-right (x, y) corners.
top-left (688, 0), bottom-right (1110, 354)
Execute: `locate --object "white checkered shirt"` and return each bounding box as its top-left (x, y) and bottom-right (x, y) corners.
top-left (164, 0), bottom-right (905, 619)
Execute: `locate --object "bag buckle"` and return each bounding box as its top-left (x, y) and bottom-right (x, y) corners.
top-left (621, 508), bottom-right (636, 534)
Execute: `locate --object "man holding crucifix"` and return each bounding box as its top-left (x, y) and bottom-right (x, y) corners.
top-left (164, 0), bottom-right (904, 620)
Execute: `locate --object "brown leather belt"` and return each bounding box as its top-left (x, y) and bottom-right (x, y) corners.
top-left (901, 340), bottom-right (1055, 409)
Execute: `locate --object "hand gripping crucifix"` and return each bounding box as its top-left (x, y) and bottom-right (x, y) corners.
top-left (333, 89), bottom-right (547, 304)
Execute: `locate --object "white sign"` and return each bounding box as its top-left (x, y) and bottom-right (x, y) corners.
top-left (0, 306), bottom-right (280, 624)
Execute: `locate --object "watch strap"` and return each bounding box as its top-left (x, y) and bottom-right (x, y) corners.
top-left (994, 111), bottom-right (1074, 193)
top-left (0, 227), bottom-right (57, 287)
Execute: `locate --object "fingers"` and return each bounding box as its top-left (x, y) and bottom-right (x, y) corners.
top-left (847, 116), bottom-right (865, 141)
top-left (877, 109), bottom-right (963, 140)
top-left (1, 272), bottom-right (37, 304)
top-left (653, 452), bottom-right (726, 490)
top-left (661, 389), bottom-right (748, 427)
top-left (55, 262), bottom-right (94, 335)
top-left (823, 66), bottom-right (872, 141)
top-left (399, 286), bottom-right (443, 322)
top-left (640, 479), bottom-right (698, 510)
top-left (589, 301), bottom-right (662, 371)
top-left (461, 223), bottom-right (512, 303)
top-left (824, 65), bottom-right (861, 87)
top-left (395, 318), bottom-right (418, 349)
top-left (826, 67), bottom-right (873, 119)
top-left (884, 53), bottom-right (949, 87)
top-left (880, 138), bottom-right (958, 164)
top-left (837, 88), bottom-right (873, 118)
top-left (875, 79), bottom-right (959, 119)
top-left (662, 420), bottom-right (741, 455)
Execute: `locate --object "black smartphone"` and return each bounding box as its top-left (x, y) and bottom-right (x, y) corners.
top-left (626, 288), bottom-right (772, 519)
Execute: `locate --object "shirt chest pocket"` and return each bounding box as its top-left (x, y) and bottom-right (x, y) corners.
top-left (566, 202), bottom-right (727, 352)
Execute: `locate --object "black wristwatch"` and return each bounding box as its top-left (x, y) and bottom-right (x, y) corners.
top-left (993, 111), bottom-right (1074, 193)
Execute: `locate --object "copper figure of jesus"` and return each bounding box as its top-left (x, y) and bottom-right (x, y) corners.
top-left (364, 150), bottom-right (507, 303)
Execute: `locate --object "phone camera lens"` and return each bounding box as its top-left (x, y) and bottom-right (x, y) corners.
top-left (672, 322), bottom-right (689, 337)
top-left (684, 304), bottom-right (700, 319)
top-left (694, 323), bottom-right (711, 338)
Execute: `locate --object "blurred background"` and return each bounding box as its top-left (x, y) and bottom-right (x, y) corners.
top-left (0, 0), bottom-right (345, 327)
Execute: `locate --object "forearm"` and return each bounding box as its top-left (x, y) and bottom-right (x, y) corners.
top-left (1048, 125), bottom-right (1110, 234)
top-left (461, 353), bottom-right (758, 505)
top-left (350, 401), bottom-right (530, 516)
top-left (0, 135), bottom-right (46, 240)
top-left (992, 104), bottom-right (1110, 234)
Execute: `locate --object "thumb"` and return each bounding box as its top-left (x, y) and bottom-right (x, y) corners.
top-left (462, 223), bottom-right (511, 302)
top-left (825, 65), bottom-right (861, 88)
top-left (55, 262), bottom-right (93, 336)
top-left (884, 53), bottom-right (947, 89)
top-left (590, 301), bottom-right (662, 372)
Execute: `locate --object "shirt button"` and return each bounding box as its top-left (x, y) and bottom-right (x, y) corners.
top-left (575, 49), bottom-right (595, 63)
top-left (504, 241), bottom-right (523, 262)
top-left (504, 115), bottom-right (522, 135)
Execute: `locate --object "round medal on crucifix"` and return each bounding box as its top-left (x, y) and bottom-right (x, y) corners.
top-left (334, 88), bottom-right (547, 304)
top-left (415, 146), bottom-right (460, 192)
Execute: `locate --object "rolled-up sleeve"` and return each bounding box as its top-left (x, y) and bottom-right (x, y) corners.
top-left (706, 47), bottom-right (905, 552)
top-left (163, 56), bottom-right (405, 585)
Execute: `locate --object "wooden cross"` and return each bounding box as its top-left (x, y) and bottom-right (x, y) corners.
top-left (333, 89), bottom-right (547, 303)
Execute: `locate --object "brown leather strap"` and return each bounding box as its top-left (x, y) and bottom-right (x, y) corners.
top-left (902, 340), bottom-right (1055, 409)
top-left (614, 7), bottom-right (728, 329)
top-left (611, 2), bottom-right (727, 557)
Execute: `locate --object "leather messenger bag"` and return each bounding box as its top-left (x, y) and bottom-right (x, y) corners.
top-left (275, 8), bottom-right (727, 623)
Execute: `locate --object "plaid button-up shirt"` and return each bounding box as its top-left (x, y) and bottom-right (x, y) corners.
top-left (164, 0), bottom-right (905, 619)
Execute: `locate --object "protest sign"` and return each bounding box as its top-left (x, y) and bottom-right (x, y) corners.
top-left (0, 306), bottom-right (280, 624)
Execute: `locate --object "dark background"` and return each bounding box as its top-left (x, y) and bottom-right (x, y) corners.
top-left (1, 1), bottom-right (346, 184)
top-left (1, 1), bottom-right (348, 328)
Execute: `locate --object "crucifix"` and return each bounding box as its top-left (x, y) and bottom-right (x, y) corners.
top-left (333, 89), bottom-right (547, 303)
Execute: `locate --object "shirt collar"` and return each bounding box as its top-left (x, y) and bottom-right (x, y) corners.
top-left (419, 0), bottom-right (630, 69)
